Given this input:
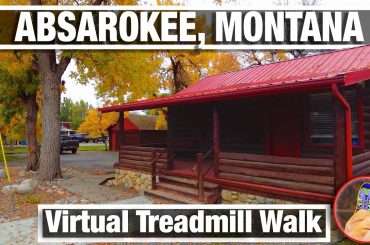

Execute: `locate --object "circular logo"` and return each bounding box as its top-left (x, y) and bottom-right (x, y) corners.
top-left (334, 176), bottom-right (370, 243)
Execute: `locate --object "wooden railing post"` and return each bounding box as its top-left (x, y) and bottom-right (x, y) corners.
top-left (118, 111), bottom-right (125, 147)
top-left (213, 106), bottom-right (220, 177)
top-left (151, 152), bottom-right (157, 190)
top-left (196, 153), bottom-right (204, 202)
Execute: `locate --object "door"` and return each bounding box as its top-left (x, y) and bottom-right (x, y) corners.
top-left (269, 95), bottom-right (303, 157)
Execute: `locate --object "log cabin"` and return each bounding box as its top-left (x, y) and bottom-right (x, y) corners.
top-left (100, 45), bottom-right (370, 204)
top-left (107, 113), bottom-right (166, 151)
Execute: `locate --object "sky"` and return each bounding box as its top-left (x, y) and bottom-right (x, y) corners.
top-left (62, 0), bottom-right (370, 106)
top-left (61, 60), bottom-right (101, 107)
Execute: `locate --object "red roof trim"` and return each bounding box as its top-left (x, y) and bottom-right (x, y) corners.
top-left (100, 77), bottom-right (342, 112)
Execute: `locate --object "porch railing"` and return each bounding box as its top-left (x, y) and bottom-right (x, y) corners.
top-left (151, 152), bottom-right (163, 190)
top-left (196, 148), bottom-right (213, 202)
top-left (150, 148), bottom-right (214, 203)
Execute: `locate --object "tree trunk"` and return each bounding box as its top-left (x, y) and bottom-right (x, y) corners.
top-left (38, 51), bottom-right (62, 181)
top-left (24, 93), bottom-right (39, 171)
top-left (170, 57), bottom-right (186, 93)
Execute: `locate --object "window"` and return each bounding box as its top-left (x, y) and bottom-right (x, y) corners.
top-left (308, 90), bottom-right (359, 145)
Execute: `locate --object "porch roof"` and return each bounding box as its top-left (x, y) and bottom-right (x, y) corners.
top-left (100, 45), bottom-right (370, 113)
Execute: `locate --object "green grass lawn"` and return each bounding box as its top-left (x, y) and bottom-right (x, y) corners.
top-left (4, 145), bottom-right (28, 154)
top-left (4, 144), bottom-right (107, 153)
top-left (2, 146), bottom-right (27, 163)
top-left (78, 144), bottom-right (107, 152)
top-left (0, 144), bottom-right (106, 165)
top-left (4, 154), bottom-right (22, 162)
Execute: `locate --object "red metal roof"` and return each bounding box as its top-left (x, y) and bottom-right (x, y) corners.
top-left (100, 45), bottom-right (370, 113)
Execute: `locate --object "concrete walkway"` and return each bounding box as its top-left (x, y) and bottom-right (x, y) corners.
top-left (0, 217), bottom-right (37, 245)
top-left (0, 195), bottom-right (153, 245)
top-left (55, 167), bottom-right (130, 203)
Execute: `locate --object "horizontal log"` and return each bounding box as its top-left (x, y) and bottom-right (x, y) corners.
top-left (300, 152), bottom-right (333, 159)
top-left (118, 158), bottom-right (167, 167)
top-left (354, 166), bottom-right (370, 176)
top-left (353, 151), bottom-right (370, 164)
top-left (157, 153), bottom-right (169, 159)
top-left (120, 149), bottom-right (153, 157)
top-left (115, 163), bottom-right (166, 173)
top-left (120, 149), bottom-right (168, 158)
top-left (219, 158), bottom-right (334, 176)
top-left (210, 178), bottom-right (334, 203)
top-left (114, 163), bottom-right (150, 173)
top-left (219, 152), bottom-right (333, 167)
top-left (218, 172), bottom-right (334, 195)
top-left (120, 154), bottom-right (151, 162)
top-left (119, 156), bottom-right (167, 165)
top-left (120, 145), bottom-right (166, 153)
top-left (353, 160), bottom-right (370, 173)
top-left (118, 159), bottom-right (152, 167)
top-left (156, 158), bottom-right (168, 165)
top-left (219, 165), bottom-right (334, 185)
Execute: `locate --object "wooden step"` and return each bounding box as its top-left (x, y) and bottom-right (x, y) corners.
top-left (144, 189), bottom-right (202, 204)
top-left (159, 175), bottom-right (218, 189)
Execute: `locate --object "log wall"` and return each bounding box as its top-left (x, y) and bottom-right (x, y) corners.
top-left (124, 130), bottom-right (167, 147)
top-left (218, 152), bottom-right (335, 197)
top-left (363, 84), bottom-right (370, 149)
top-left (353, 151), bottom-right (370, 176)
top-left (115, 146), bottom-right (168, 173)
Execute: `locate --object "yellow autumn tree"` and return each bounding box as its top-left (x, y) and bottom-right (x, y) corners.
top-left (72, 51), bottom-right (163, 102)
top-left (78, 109), bottom-right (118, 139)
top-left (155, 110), bottom-right (167, 130)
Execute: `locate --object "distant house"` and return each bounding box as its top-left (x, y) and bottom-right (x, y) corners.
top-left (107, 113), bottom-right (166, 151)
top-left (61, 121), bottom-right (72, 129)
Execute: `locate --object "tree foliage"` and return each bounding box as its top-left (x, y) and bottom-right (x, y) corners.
top-left (0, 51), bottom-right (38, 136)
top-left (0, 51), bottom-right (41, 170)
top-left (78, 109), bottom-right (118, 138)
top-left (60, 98), bottom-right (91, 129)
top-left (160, 51), bottom-right (241, 93)
top-left (72, 51), bottom-right (163, 102)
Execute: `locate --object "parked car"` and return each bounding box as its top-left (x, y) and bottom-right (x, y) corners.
top-left (60, 135), bottom-right (79, 154)
top-left (71, 133), bottom-right (89, 143)
top-left (60, 128), bottom-right (76, 137)
top-left (90, 136), bottom-right (107, 143)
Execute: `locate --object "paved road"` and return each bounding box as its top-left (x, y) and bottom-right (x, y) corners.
top-left (8, 150), bottom-right (118, 171)
top-left (61, 151), bottom-right (117, 171)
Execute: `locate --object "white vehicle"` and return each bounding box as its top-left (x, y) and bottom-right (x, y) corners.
top-left (60, 128), bottom-right (76, 137)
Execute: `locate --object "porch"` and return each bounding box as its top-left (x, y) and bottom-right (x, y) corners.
top-left (116, 82), bottom-right (370, 203)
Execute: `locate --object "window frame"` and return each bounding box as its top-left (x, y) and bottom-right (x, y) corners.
top-left (303, 88), bottom-right (365, 150)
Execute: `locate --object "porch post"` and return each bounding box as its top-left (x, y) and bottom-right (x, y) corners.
top-left (118, 111), bottom-right (125, 149)
top-left (213, 106), bottom-right (220, 176)
top-left (334, 101), bottom-right (347, 189)
top-left (357, 85), bottom-right (365, 150)
top-left (167, 107), bottom-right (174, 170)
top-left (332, 84), bottom-right (353, 190)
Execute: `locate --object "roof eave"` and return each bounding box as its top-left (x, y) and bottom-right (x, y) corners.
top-left (99, 76), bottom-right (344, 113)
